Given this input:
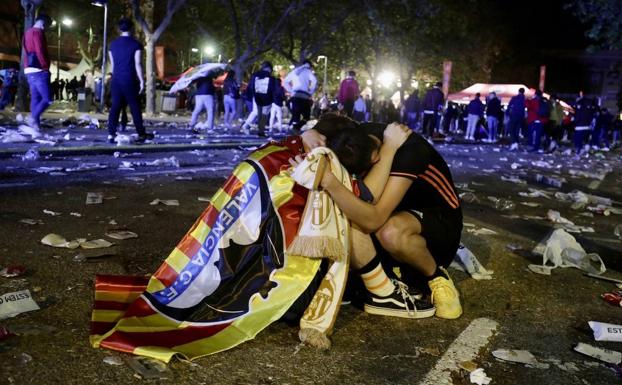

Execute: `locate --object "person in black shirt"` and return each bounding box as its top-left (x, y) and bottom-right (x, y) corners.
top-left (303, 122), bottom-right (463, 319)
top-left (106, 18), bottom-right (153, 144)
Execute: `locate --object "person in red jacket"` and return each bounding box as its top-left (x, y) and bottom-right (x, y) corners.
top-left (525, 90), bottom-right (549, 152)
top-left (337, 70), bottom-right (360, 118)
top-left (22, 14), bottom-right (52, 135)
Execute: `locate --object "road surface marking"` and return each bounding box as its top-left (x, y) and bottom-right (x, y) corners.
top-left (418, 317), bottom-right (499, 385)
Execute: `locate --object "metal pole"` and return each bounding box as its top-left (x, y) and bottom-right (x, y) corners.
top-left (99, 3), bottom-right (108, 111)
top-left (323, 57), bottom-right (327, 95)
top-left (57, 21), bottom-right (61, 82)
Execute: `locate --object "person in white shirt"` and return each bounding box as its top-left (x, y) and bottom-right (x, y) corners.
top-left (283, 60), bottom-right (317, 132)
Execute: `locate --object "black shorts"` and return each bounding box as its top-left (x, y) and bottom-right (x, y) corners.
top-left (405, 207), bottom-right (463, 268)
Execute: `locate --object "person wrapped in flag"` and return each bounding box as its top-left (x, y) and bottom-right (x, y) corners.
top-left (90, 114), bottom-right (415, 361)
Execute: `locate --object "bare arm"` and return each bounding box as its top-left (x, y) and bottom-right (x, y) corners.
top-left (322, 173), bottom-right (412, 233)
top-left (108, 51), bottom-right (114, 74)
top-left (363, 123), bottom-right (410, 203)
top-left (134, 50), bottom-right (144, 93)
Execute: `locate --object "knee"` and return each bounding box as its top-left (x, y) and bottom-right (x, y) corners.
top-left (376, 218), bottom-right (406, 253)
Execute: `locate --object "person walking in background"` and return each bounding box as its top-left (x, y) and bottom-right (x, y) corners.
top-left (591, 107), bottom-right (613, 151)
top-left (284, 60), bottom-right (317, 131)
top-left (21, 13), bottom-right (52, 137)
top-left (404, 90), bottom-right (421, 131)
top-left (106, 18), bottom-right (153, 144)
top-left (241, 61), bottom-right (277, 137)
top-left (572, 91), bottom-right (595, 156)
top-left (421, 82), bottom-right (444, 138)
top-left (485, 92), bottom-right (502, 142)
top-left (269, 79), bottom-right (285, 132)
top-left (352, 95), bottom-right (367, 122)
top-left (465, 93), bottom-right (484, 141)
top-left (189, 70), bottom-right (221, 133)
top-left (507, 87), bottom-right (526, 151)
top-left (337, 70), bottom-right (360, 118)
top-left (525, 90), bottom-right (549, 152)
top-left (222, 70), bottom-right (239, 130)
top-left (546, 94), bottom-right (564, 152)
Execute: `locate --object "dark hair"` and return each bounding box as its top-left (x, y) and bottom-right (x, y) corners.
top-left (261, 61), bottom-right (273, 71)
top-left (535, 89), bottom-right (543, 97)
top-left (118, 18), bottom-right (133, 32)
top-left (435, 81), bottom-right (442, 88)
top-left (348, 70), bottom-right (356, 77)
top-left (475, 92), bottom-right (480, 98)
top-left (326, 128), bottom-right (377, 175)
top-left (313, 113), bottom-right (377, 175)
top-left (302, 59), bottom-right (313, 68)
top-left (36, 14), bottom-right (52, 28)
top-left (518, 88), bottom-right (525, 94)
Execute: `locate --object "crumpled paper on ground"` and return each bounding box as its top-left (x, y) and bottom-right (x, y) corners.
top-left (450, 244), bottom-right (494, 280)
top-left (41, 233), bottom-right (113, 249)
top-left (531, 228), bottom-right (605, 275)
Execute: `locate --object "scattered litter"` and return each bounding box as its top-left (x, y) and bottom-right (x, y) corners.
top-left (80, 239), bottom-right (114, 249)
top-left (589, 321), bottom-right (622, 342)
top-left (518, 188), bottom-right (551, 199)
top-left (197, 197), bottom-right (210, 202)
top-left (587, 205), bottom-right (622, 216)
top-left (0, 266), bottom-right (26, 278)
top-left (573, 342), bottom-right (621, 365)
top-left (527, 264), bottom-right (552, 275)
top-left (469, 368), bottom-right (491, 385)
top-left (18, 125), bottom-right (41, 139)
top-left (459, 192), bottom-right (479, 204)
top-left (616, 225), bottom-right (622, 240)
top-left (0, 290), bottom-right (40, 320)
top-left (34, 166), bottom-right (64, 174)
top-left (175, 176), bottom-right (193, 181)
top-left (568, 169), bottom-right (610, 181)
top-left (466, 227), bottom-right (498, 236)
top-left (0, 325), bottom-right (15, 342)
top-left (20, 148), bottom-right (39, 161)
top-left (501, 175), bottom-right (526, 185)
top-left (74, 247), bottom-right (119, 260)
top-left (459, 360), bottom-right (479, 372)
top-left (0, 130), bottom-right (30, 143)
top-left (546, 210), bottom-right (574, 225)
top-left (124, 356), bottom-right (171, 379)
top-left (492, 349), bottom-right (550, 369)
top-left (150, 199), bottom-right (179, 206)
top-left (70, 212), bottom-right (82, 217)
top-left (105, 230), bottom-right (138, 240)
top-left (451, 244), bottom-right (493, 280)
top-left (103, 356), bottom-right (124, 366)
top-left (535, 174), bottom-right (565, 188)
top-left (488, 196), bottom-right (515, 211)
top-left (585, 273), bottom-right (622, 285)
top-left (532, 229), bottom-right (606, 275)
top-left (17, 352), bottom-right (33, 365)
top-left (65, 163), bottom-right (107, 172)
top-left (42, 209), bottom-right (61, 216)
top-left (41, 234), bottom-right (113, 250)
top-left (108, 219), bottom-right (117, 225)
top-left (19, 219), bottom-right (43, 225)
top-left (121, 156), bottom-right (180, 169)
top-left (86, 192), bottom-right (104, 205)
top-left (520, 202), bottom-right (540, 207)
top-left (41, 234), bottom-right (81, 249)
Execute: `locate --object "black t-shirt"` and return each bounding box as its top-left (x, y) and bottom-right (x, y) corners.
top-left (390, 133), bottom-right (460, 211)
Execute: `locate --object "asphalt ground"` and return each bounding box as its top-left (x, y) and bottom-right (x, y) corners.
top-left (1, 119), bottom-right (622, 384)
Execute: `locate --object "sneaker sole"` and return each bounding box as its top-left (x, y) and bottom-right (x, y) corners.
top-left (364, 304), bottom-right (435, 319)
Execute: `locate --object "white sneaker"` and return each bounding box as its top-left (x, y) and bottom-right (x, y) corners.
top-left (509, 143), bottom-right (519, 151)
top-left (601, 146), bottom-right (610, 152)
top-left (18, 124), bottom-right (42, 139)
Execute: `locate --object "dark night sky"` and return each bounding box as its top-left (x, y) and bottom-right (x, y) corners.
top-left (491, 0), bottom-right (592, 92)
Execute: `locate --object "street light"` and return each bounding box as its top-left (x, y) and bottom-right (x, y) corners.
top-left (317, 55), bottom-right (327, 95)
top-left (56, 17), bottom-right (72, 82)
top-left (92, 0), bottom-right (108, 112)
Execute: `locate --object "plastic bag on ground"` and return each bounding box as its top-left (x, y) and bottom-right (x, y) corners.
top-left (532, 228), bottom-right (606, 275)
top-left (450, 244), bottom-right (494, 280)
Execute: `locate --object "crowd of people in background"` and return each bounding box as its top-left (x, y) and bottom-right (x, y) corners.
top-left (2, 13), bottom-right (620, 155)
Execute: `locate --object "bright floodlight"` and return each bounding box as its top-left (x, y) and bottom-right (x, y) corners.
top-left (378, 71), bottom-right (395, 88)
top-left (191, 48), bottom-right (199, 53)
top-left (204, 46), bottom-right (215, 56)
top-left (91, 0), bottom-right (108, 6)
top-left (62, 18), bottom-right (73, 26)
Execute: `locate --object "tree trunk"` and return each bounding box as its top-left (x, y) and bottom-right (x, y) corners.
top-left (145, 37), bottom-right (155, 115)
